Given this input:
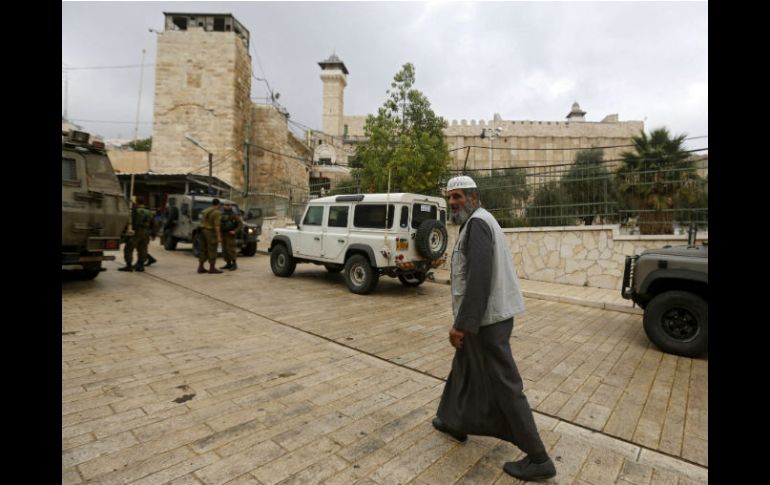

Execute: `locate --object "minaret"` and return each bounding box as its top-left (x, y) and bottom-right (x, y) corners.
top-left (318, 53), bottom-right (348, 136)
top-left (566, 101), bottom-right (587, 122)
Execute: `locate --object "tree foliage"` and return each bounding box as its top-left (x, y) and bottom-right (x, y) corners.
top-left (128, 137), bottom-right (152, 151)
top-left (561, 148), bottom-right (614, 225)
top-left (465, 169), bottom-right (530, 227)
top-left (616, 128), bottom-right (700, 234)
top-left (353, 63), bottom-right (450, 196)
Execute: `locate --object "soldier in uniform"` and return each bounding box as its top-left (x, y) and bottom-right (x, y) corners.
top-left (118, 200), bottom-right (157, 272)
top-left (220, 202), bottom-right (243, 271)
top-left (198, 199), bottom-right (223, 274)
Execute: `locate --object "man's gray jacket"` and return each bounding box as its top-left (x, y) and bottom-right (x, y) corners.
top-left (451, 207), bottom-right (525, 333)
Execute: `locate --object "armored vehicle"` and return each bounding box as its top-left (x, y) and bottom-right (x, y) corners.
top-left (270, 193), bottom-right (449, 294)
top-left (622, 230), bottom-right (708, 357)
top-left (160, 194), bottom-right (262, 257)
top-left (62, 130), bottom-right (130, 279)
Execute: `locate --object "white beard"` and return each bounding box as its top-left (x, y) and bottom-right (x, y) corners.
top-left (450, 200), bottom-right (475, 225)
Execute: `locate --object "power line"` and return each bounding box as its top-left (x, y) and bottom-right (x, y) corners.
top-left (63, 64), bottom-right (155, 71)
top-left (449, 148), bottom-right (708, 172)
top-left (69, 119), bottom-right (152, 125)
top-left (448, 136), bottom-right (709, 153)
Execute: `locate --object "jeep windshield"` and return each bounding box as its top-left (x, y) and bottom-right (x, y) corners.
top-left (85, 154), bottom-right (123, 194)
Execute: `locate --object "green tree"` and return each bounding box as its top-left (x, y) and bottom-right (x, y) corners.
top-left (616, 128), bottom-right (698, 234)
top-left (328, 177), bottom-right (361, 196)
top-left (466, 169), bottom-right (530, 227)
top-left (562, 148), bottom-right (614, 225)
top-left (353, 63), bottom-right (450, 196)
top-left (527, 182), bottom-right (572, 227)
top-left (128, 137), bottom-right (152, 151)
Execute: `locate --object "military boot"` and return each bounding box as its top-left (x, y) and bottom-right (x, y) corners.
top-left (134, 262), bottom-right (145, 272)
top-left (118, 264), bottom-right (133, 272)
top-left (228, 262), bottom-right (238, 271)
top-left (145, 254), bottom-right (157, 267)
top-left (208, 260), bottom-right (223, 274)
top-left (197, 261), bottom-right (207, 274)
top-left (220, 261), bottom-right (233, 270)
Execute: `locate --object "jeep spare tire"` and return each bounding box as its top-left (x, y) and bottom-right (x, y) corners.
top-left (415, 219), bottom-right (448, 260)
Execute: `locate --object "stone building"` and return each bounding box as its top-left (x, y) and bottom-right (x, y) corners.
top-left (307, 54), bottom-right (645, 182)
top-left (148, 12), bottom-right (311, 213)
top-left (149, 13), bottom-right (253, 191)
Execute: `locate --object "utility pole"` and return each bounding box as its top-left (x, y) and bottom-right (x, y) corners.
top-left (133, 49), bottom-right (146, 142)
top-left (480, 125), bottom-right (503, 172)
top-left (185, 134), bottom-right (214, 195)
top-left (62, 65), bottom-right (69, 119)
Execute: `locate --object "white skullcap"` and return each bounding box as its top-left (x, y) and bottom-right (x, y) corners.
top-left (446, 175), bottom-right (477, 191)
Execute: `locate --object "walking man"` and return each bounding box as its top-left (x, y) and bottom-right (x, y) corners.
top-left (198, 198), bottom-right (223, 274)
top-left (432, 175), bottom-right (557, 481)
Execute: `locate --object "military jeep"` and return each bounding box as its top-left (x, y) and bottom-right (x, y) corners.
top-left (62, 130), bottom-right (130, 279)
top-left (622, 230), bottom-right (708, 357)
top-left (160, 194), bottom-right (262, 257)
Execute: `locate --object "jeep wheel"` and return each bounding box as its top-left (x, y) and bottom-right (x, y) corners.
top-left (343, 254), bottom-right (379, 294)
top-left (192, 233), bottom-right (202, 258)
top-left (242, 241), bottom-right (257, 257)
top-left (398, 272), bottom-right (426, 287)
top-left (163, 231), bottom-right (178, 251)
top-left (270, 244), bottom-right (296, 277)
top-left (643, 290), bottom-right (708, 357)
top-left (325, 264), bottom-right (343, 273)
top-left (415, 220), bottom-right (448, 260)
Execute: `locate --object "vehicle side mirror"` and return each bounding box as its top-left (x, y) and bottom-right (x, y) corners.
top-left (294, 214), bottom-right (302, 229)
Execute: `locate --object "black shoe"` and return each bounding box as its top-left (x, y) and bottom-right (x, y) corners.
top-left (228, 262), bottom-right (237, 271)
top-left (134, 264), bottom-right (144, 272)
top-left (220, 263), bottom-right (232, 270)
top-left (503, 456), bottom-right (556, 481)
top-left (118, 265), bottom-right (133, 272)
top-left (145, 255), bottom-right (157, 267)
top-left (431, 417), bottom-right (467, 442)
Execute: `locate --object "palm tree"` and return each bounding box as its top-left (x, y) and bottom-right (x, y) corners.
top-left (616, 128), bottom-right (697, 234)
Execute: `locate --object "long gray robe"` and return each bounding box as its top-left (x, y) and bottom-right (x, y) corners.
top-left (437, 216), bottom-right (545, 455)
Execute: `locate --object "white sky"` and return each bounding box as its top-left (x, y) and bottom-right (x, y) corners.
top-left (62, 1), bottom-right (708, 150)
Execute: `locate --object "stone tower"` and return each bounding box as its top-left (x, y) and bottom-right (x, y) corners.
top-left (150, 13), bottom-right (252, 191)
top-left (318, 53), bottom-right (348, 137)
top-left (566, 101), bottom-right (587, 122)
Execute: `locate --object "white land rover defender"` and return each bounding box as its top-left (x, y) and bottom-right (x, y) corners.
top-left (269, 193), bottom-right (449, 294)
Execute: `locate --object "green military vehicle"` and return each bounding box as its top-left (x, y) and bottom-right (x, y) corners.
top-left (62, 130), bottom-right (130, 279)
top-left (621, 229), bottom-right (708, 357)
top-left (160, 194), bottom-right (262, 257)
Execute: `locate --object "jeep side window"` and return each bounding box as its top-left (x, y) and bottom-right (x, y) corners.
top-left (181, 203), bottom-right (190, 217)
top-left (303, 206), bottom-right (324, 226)
top-left (328, 206), bottom-right (349, 228)
top-left (440, 210), bottom-right (446, 224)
top-left (353, 204), bottom-right (395, 229)
top-left (412, 203), bottom-right (437, 228)
top-left (62, 158), bottom-right (78, 182)
top-left (400, 206), bottom-right (409, 228)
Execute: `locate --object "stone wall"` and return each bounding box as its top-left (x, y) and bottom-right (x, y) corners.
top-left (338, 110), bottom-right (643, 171)
top-left (108, 149), bottom-right (150, 174)
top-left (442, 223), bottom-right (708, 290)
top-left (249, 105), bottom-right (312, 199)
top-left (150, 27), bottom-right (251, 189)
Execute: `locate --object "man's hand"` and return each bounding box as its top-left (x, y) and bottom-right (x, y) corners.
top-left (449, 328), bottom-right (465, 349)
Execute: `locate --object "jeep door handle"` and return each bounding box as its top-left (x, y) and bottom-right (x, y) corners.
top-left (338, 239), bottom-right (345, 243)
top-left (314, 237), bottom-right (320, 241)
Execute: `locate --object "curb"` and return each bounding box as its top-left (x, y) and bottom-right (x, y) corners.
top-left (426, 275), bottom-right (642, 315)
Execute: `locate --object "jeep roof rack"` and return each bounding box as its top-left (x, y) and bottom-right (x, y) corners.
top-left (335, 194), bottom-right (365, 202)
